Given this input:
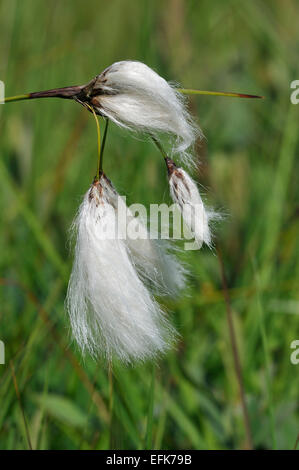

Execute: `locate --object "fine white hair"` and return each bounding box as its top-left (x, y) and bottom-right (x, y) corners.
top-left (91, 61), bottom-right (202, 167)
top-left (127, 238), bottom-right (187, 297)
top-left (66, 175), bottom-right (175, 364)
top-left (165, 158), bottom-right (215, 249)
top-left (103, 177), bottom-right (187, 296)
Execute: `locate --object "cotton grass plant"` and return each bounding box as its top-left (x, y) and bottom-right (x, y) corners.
top-left (4, 60), bottom-right (262, 366)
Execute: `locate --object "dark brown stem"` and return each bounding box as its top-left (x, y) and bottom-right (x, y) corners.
top-left (29, 85), bottom-right (83, 100)
top-left (216, 246), bottom-right (253, 450)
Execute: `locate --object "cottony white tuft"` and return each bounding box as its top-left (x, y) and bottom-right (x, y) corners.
top-left (66, 174), bottom-right (175, 364)
top-left (127, 238), bottom-right (187, 297)
top-left (89, 61), bottom-right (201, 167)
top-left (102, 177), bottom-right (187, 296)
top-left (165, 158), bottom-right (214, 249)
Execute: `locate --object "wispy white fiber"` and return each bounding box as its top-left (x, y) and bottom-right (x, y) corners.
top-left (99, 175), bottom-right (187, 296)
top-left (166, 158), bottom-right (215, 249)
top-left (90, 61), bottom-right (201, 167)
top-left (127, 238), bottom-right (187, 297)
top-left (66, 175), bottom-right (175, 364)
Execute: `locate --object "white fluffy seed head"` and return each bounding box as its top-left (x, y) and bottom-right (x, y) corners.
top-left (126, 238), bottom-right (188, 297)
top-left (89, 61), bottom-right (202, 167)
top-left (66, 175), bottom-right (176, 364)
top-left (103, 177), bottom-right (187, 296)
top-left (166, 158), bottom-right (215, 249)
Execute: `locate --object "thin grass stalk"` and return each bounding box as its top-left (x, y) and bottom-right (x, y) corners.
top-left (108, 361), bottom-right (114, 449)
top-left (78, 362), bottom-right (101, 450)
top-left (294, 433), bottom-right (299, 450)
top-left (251, 257), bottom-right (277, 449)
top-left (85, 104), bottom-right (102, 179)
top-left (177, 89), bottom-right (263, 99)
top-left (151, 135), bottom-right (168, 159)
top-left (154, 396), bottom-right (167, 450)
top-left (145, 364), bottom-right (156, 450)
top-left (10, 360), bottom-right (33, 450)
top-left (108, 362), bottom-right (114, 420)
top-left (4, 94), bottom-right (31, 103)
top-left (3, 89), bottom-right (263, 104)
top-left (216, 247), bottom-right (253, 450)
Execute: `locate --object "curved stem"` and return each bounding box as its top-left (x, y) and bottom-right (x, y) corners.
top-left (108, 361), bottom-right (114, 449)
top-left (150, 135), bottom-right (168, 160)
top-left (216, 246), bottom-right (253, 449)
top-left (86, 104), bottom-right (102, 180)
top-left (100, 119), bottom-right (109, 173)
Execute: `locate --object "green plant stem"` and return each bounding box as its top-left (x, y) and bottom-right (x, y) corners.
top-left (10, 360), bottom-right (33, 450)
top-left (145, 364), bottom-right (156, 450)
top-left (294, 433), bottom-right (299, 450)
top-left (86, 104), bottom-right (102, 179)
top-left (217, 247), bottom-right (253, 450)
top-left (178, 88), bottom-right (263, 99)
top-left (251, 257), bottom-right (277, 450)
top-left (150, 135), bottom-right (168, 160)
top-left (108, 361), bottom-right (114, 449)
top-left (3, 88), bottom-right (263, 104)
top-left (4, 94), bottom-right (31, 103)
top-left (108, 362), bottom-right (114, 419)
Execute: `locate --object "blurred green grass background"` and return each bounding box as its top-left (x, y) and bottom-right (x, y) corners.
top-left (0, 0), bottom-right (298, 450)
